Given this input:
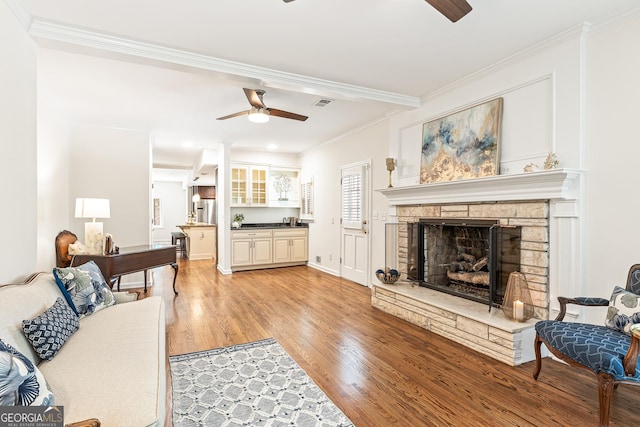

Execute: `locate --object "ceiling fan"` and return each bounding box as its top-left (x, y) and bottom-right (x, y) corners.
top-left (283, 0), bottom-right (472, 23)
top-left (216, 88), bottom-right (308, 123)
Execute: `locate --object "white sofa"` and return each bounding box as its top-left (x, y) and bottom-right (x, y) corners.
top-left (0, 272), bottom-right (166, 426)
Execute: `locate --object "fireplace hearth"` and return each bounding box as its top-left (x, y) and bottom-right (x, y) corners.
top-left (407, 219), bottom-right (521, 309)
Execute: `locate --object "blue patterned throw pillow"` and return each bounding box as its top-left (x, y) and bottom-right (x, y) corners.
top-left (605, 286), bottom-right (640, 335)
top-left (0, 339), bottom-right (54, 406)
top-left (22, 297), bottom-right (80, 361)
top-left (53, 260), bottom-right (116, 317)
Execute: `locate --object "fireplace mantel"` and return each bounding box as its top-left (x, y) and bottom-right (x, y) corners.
top-left (377, 168), bottom-right (583, 206)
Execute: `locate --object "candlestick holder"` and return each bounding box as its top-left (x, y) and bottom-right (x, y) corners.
top-left (502, 272), bottom-right (534, 322)
top-left (386, 158), bottom-right (396, 188)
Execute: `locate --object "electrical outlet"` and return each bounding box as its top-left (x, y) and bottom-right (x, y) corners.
top-left (381, 212), bottom-right (387, 221)
top-left (316, 255), bottom-right (321, 263)
top-left (329, 254), bottom-right (332, 261)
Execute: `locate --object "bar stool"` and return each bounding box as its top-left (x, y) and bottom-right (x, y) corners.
top-left (171, 231), bottom-right (187, 254)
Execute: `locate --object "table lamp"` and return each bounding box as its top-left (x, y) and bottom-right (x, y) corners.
top-left (75, 198), bottom-right (110, 255)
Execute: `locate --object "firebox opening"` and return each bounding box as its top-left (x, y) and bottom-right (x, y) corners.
top-left (407, 219), bottom-right (521, 309)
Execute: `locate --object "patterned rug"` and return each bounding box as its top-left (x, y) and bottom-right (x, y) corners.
top-left (169, 338), bottom-right (354, 427)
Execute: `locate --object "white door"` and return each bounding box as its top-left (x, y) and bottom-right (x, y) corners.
top-left (340, 161), bottom-right (370, 286)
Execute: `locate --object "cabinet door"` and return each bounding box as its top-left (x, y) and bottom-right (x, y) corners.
top-left (250, 167), bottom-right (268, 206)
top-left (273, 237), bottom-right (291, 263)
top-left (231, 239), bottom-right (252, 266)
top-left (231, 166), bottom-right (248, 206)
top-left (252, 238), bottom-right (273, 264)
top-left (290, 236), bottom-right (308, 262)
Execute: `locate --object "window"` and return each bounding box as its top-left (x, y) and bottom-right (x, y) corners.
top-left (300, 178), bottom-right (314, 220)
top-left (152, 197), bottom-right (162, 228)
top-left (341, 171), bottom-right (362, 228)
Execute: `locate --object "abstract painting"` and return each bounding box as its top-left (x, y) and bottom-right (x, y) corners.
top-left (420, 97), bottom-right (503, 184)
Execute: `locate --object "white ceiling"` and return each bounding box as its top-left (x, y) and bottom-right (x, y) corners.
top-left (20, 0), bottom-right (640, 180)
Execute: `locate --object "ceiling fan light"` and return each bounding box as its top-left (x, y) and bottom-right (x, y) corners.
top-left (248, 107), bottom-right (270, 123)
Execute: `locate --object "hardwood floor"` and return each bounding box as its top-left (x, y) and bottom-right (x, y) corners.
top-left (141, 258), bottom-right (640, 426)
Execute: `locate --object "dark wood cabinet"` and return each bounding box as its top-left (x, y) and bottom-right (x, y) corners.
top-left (197, 186), bottom-right (216, 199)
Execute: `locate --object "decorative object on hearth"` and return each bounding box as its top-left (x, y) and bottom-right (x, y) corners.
top-left (386, 157), bottom-right (396, 188)
top-left (273, 174), bottom-right (292, 200)
top-left (420, 97), bottom-right (503, 184)
top-left (543, 152), bottom-right (559, 169)
top-left (232, 212), bottom-right (244, 228)
top-left (523, 163), bottom-right (539, 172)
top-left (75, 198), bottom-right (110, 255)
top-left (376, 267), bottom-right (400, 284)
top-left (502, 271), bottom-right (534, 322)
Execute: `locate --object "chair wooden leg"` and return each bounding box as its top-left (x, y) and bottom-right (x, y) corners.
top-left (533, 333), bottom-right (543, 380)
top-left (597, 372), bottom-right (616, 427)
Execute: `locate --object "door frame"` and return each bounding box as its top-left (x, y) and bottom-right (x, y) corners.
top-left (339, 159), bottom-right (372, 287)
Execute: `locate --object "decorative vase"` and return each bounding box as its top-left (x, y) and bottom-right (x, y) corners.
top-left (232, 221), bottom-right (241, 229)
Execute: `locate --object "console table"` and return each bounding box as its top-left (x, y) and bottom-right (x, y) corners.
top-left (71, 245), bottom-right (178, 294)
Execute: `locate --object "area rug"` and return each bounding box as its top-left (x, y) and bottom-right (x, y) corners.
top-left (169, 338), bottom-right (354, 427)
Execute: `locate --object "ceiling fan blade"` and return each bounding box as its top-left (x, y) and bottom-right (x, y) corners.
top-left (267, 108), bottom-right (308, 122)
top-left (243, 88), bottom-right (266, 108)
top-left (216, 110), bottom-right (249, 120)
top-left (425, 0), bottom-right (472, 22)
top-left (282, 0), bottom-right (296, 2)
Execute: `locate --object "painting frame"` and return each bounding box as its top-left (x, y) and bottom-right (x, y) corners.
top-left (420, 97), bottom-right (503, 184)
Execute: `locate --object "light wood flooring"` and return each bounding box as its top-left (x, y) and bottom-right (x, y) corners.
top-left (140, 258), bottom-right (640, 426)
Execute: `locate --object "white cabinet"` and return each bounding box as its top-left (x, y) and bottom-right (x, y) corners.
top-left (269, 168), bottom-right (301, 208)
top-left (179, 225), bottom-right (217, 261)
top-left (231, 227), bottom-right (308, 271)
top-left (273, 229), bottom-right (308, 263)
top-left (231, 230), bottom-right (273, 267)
top-left (231, 164), bottom-right (269, 207)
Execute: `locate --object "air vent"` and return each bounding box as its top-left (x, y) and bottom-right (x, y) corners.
top-left (313, 98), bottom-right (333, 107)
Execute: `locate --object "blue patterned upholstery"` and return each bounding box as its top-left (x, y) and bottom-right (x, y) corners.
top-left (535, 320), bottom-right (640, 382)
top-left (629, 267), bottom-right (640, 295)
top-left (573, 297), bottom-right (609, 306)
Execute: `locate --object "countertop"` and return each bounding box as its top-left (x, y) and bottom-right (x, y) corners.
top-left (231, 222), bottom-right (309, 230)
top-left (178, 223), bottom-right (217, 228)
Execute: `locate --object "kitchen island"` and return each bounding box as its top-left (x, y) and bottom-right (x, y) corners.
top-left (177, 224), bottom-right (217, 261)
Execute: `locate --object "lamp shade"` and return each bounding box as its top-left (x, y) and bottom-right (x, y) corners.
top-left (75, 198), bottom-right (110, 219)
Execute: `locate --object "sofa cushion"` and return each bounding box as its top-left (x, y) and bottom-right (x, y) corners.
top-left (605, 286), bottom-right (640, 335)
top-left (22, 297), bottom-right (80, 361)
top-left (38, 296), bottom-right (165, 426)
top-left (536, 320), bottom-right (640, 382)
top-left (0, 273), bottom-right (64, 365)
top-left (0, 339), bottom-right (54, 406)
top-left (52, 261), bottom-right (116, 317)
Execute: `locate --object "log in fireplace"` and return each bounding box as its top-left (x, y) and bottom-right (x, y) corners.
top-left (406, 219), bottom-right (521, 310)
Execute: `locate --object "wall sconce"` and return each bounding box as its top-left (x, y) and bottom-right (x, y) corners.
top-left (502, 272), bottom-right (534, 322)
top-left (386, 158), bottom-right (396, 188)
top-left (75, 198), bottom-right (110, 255)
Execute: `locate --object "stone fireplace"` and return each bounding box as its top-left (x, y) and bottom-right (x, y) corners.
top-left (373, 169), bottom-right (583, 366)
top-left (406, 218), bottom-right (522, 310)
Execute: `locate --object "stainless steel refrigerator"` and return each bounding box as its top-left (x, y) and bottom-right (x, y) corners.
top-left (194, 199), bottom-right (216, 224)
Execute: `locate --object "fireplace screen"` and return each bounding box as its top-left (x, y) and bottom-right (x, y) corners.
top-left (407, 219), bottom-right (521, 309)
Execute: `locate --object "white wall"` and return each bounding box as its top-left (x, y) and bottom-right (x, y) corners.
top-left (300, 120), bottom-right (390, 280)
top-left (68, 125), bottom-right (151, 247)
top-left (582, 15), bottom-right (640, 323)
top-left (0, 3), bottom-right (37, 282)
top-left (152, 181), bottom-right (187, 243)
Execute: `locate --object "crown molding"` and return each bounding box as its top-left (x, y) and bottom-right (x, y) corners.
top-left (3, 0), bottom-right (31, 30)
top-left (28, 19), bottom-right (420, 109)
top-left (422, 23), bottom-right (588, 101)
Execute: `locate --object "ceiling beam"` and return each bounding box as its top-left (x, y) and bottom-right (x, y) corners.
top-left (29, 19), bottom-right (421, 108)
